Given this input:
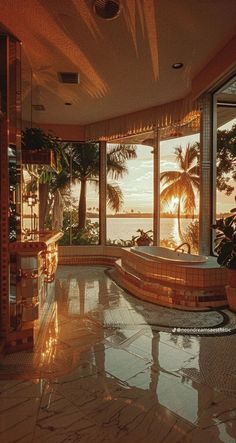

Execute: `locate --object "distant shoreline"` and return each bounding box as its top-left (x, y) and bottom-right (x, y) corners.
top-left (88, 213), bottom-right (196, 219)
top-left (87, 212), bottom-right (230, 219)
top-left (106, 213), bottom-right (194, 219)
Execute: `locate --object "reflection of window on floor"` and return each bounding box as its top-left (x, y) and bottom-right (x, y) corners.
top-left (160, 134), bottom-right (200, 253)
top-left (106, 144), bottom-right (153, 246)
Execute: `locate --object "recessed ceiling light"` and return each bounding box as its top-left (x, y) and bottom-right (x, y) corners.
top-left (172, 63), bottom-right (184, 69)
top-left (93, 0), bottom-right (121, 20)
top-left (64, 102), bottom-right (72, 106)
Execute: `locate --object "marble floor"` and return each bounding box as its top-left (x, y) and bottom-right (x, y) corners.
top-left (1, 265), bottom-right (236, 443)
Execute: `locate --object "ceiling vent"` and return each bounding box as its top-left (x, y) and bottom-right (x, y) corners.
top-left (93, 0), bottom-right (121, 20)
top-left (32, 104), bottom-right (45, 111)
top-left (58, 72), bottom-right (80, 84)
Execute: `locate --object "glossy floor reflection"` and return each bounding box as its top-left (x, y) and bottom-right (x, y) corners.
top-left (1, 265), bottom-right (236, 443)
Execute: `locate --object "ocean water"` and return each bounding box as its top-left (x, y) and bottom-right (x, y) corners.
top-left (106, 217), bottom-right (192, 244)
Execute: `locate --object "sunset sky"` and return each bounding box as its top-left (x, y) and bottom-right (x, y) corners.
top-left (71, 118), bottom-right (236, 215)
top-left (111, 134), bottom-right (200, 213)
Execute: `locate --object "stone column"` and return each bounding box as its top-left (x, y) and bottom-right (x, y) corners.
top-left (153, 128), bottom-right (160, 245)
top-left (100, 141), bottom-right (107, 245)
top-left (199, 94), bottom-right (213, 255)
top-left (0, 34), bottom-right (21, 340)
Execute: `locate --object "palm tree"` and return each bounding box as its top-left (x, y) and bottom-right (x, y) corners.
top-left (71, 142), bottom-right (99, 229)
top-left (21, 128), bottom-right (70, 231)
top-left (39, 154), bottom-right (71, 230)
top-left (160, 143), bottom-right (200, 240)
top-left (69, 142), bottom-right (137, 229)
top-left (39, 142), bottom-right (137, 233)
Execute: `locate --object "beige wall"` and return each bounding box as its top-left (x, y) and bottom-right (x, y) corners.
top-left (192, 34), bottom-right (236, 99)
top-left (38, 123), bottom-right (85, 141)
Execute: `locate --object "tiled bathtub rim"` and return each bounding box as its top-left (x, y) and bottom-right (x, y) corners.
top-left (57, 249), bottom-right (227, 310)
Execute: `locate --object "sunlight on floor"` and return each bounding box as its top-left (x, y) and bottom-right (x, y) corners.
top-left (0, 265), bottom-right (236, 443)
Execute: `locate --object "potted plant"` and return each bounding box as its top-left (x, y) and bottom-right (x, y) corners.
top-left (21, 127), bottom-right (69, 231)
top-left (132, 228), bottom-right (153, 246)
top-left (21, 127), bottom-right (67, 172)
top-left (212, 205), bottom-right (236, 311)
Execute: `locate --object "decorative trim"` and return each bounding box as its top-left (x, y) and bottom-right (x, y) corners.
top-left (58, 255), bottom-right (117, 266)
top-left (85, 96), bottom-right (200, 141)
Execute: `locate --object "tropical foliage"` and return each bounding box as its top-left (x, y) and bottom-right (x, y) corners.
top-left (21, 127), bottom-right (70, 231)
top-left (132, 228), bottom-right (153, 245)
top-left (59, 212), bottom-right (99, 245)
top-left (160, 143), bottom-right (200, 240)
top-left (216, 123), bottom-right (236, 195)
top-left (70, 143), bottom-right (137, 229)
top-left (160, 237), bottom-right (177, 250)
top-left (22, 127), bottom-right (54, 150)
top-left (36, 140), bottom-right (137, 243)
top-left (184, 220), bottom-right (199, 253)
top-left (22, 127), bottom-right (69, 173)
top-left (212, 203), bottom-right (236, 269)
top-left (106, 238), bottom-right (133, 247)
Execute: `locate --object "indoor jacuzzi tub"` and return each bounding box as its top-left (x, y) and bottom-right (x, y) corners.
top-left (130, 246), bottom-right (208, 265)
top-left (112, 246), bottom-right (227, 310)
top-left (58, 245), bottom-right (227, 310)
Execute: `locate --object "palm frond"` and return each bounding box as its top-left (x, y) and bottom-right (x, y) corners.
top-left (182, 180), bottom-right (196, 214)
top-left (107, 161), bottom-right (128, 180)
top-left (106, 183), bottom-right (124, 212)
top-left (160, 181), bottom-right (182, 209)
top-left (174, 146), bottom-right (185, 170)
top-left (184, 143), bottom-right (200, 170)
top-left (107, 144), bottom-right (137, 162)
top-left (53, 142), bottom-right (70, 172)
top-left (188, 165), bottom-right (199, 177)
top-left (190, 175), bottom-right (200, 191)
top-left (71, 143), bottom-right (100, 179)
top-left (160, 142), bottom-right (200, 216)
top-left (51, 169), bottom-right (71, 192)
top-left (107, 144), bottom-right (136, 179)
top-left (160, 170), bottom-right (181, 185)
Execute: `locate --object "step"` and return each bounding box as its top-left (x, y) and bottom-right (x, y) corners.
top-left (113, 259), bottom-right (226, 310)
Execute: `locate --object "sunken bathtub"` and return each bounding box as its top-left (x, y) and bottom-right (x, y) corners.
top-left (112, 246), bottom-right (228, 310)
top-left (130, 246), bottom-right (208, 265)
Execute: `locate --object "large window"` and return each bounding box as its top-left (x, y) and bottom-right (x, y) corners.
top-left (53, 142), bottom-right (100, 245)
top-left (160, 133), bottom-right (200, 253)
top-left (215, 77), bottom-right (236, 223)
top-left (106, 144), bottom-right (153, 246)
top-left (40, 134), bottom-right (205, 251)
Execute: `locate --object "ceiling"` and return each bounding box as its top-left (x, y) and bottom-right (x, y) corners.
top-left (1, 0), bottom-right (236, 128)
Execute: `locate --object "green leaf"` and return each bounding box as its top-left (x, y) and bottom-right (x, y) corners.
top-left (217, 242), bottom-right (234, 266)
